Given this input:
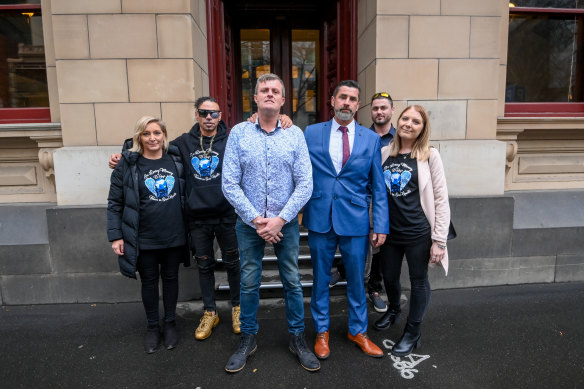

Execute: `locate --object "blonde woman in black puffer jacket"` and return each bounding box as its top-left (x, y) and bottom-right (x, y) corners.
top-left (107, 116), bottom-right (189, 354)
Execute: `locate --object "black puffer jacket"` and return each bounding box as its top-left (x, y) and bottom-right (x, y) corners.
top-left (106, 145), bottom-right (190, 279)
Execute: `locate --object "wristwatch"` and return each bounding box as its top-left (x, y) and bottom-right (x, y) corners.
top-left (434, 241), bottom-right (446, 250)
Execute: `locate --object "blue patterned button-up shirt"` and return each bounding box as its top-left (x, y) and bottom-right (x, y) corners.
top-left (222, 119), bottom-right (313, 228)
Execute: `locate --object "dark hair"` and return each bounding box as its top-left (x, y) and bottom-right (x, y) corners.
top-left (333, 80), bottom-right (360, 100)
top-left (371, 92), bottom-right (393, 107)
top-left (194, 96), bottom-right (219, 110)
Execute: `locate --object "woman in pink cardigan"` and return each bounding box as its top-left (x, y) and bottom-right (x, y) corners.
top-left (373, 105), bottom-right (450, 357)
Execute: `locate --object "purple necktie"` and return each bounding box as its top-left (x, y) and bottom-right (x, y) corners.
top-left (339, 126), bottom-right (350, 167)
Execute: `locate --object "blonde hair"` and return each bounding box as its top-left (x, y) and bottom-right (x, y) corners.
top-left (130, 116), bottom-right (169, 154)
top-left (389, 105), bottom-right (431, 161)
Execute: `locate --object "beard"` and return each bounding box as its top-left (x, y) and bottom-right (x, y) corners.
top-left (335, 108), bottom-right (354, 122)
top-left (373, 116), bottom-right (390, 125)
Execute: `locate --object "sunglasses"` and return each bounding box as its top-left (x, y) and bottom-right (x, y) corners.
top-left (197, 109), bottom-right (220, 119)
top-left (371, 92), bottom-right (392, 101)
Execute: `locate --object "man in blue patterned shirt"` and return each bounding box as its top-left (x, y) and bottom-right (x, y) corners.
top-left (222, 73), bottom-right (318, 373)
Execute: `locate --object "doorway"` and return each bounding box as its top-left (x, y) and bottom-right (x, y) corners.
top-left (206, 0), bottom-right (358, 128)
top-left (238, 26), bottom-right (319, 130)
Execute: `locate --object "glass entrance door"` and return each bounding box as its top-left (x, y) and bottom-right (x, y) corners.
top-left (237, 27), bottom-right (320, 128)
top-left (240, 29), bottom-right (271, 120)
top-left (291, 30), bottom-right (319, 129)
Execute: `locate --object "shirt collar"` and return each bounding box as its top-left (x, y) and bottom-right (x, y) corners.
top-left (332, 118), bottom-right (355, 134)
top-left (254, 118), bottom-right (282, 134)
top-left (369, 123), bottom-right (395, 139)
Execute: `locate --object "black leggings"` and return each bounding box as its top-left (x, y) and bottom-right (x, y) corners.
top-left (136, 246), bottom-right (183, 326)
top-left (379, 236), bottom-right (432, 324)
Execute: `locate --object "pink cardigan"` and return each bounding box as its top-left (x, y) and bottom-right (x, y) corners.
top-left (381, 146), bottom-right (451, 275)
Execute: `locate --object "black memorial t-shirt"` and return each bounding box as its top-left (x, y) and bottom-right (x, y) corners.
top-left (136, 153), bottom-right (186, 249)
top-left (382, 152), bottom-right (431, 244)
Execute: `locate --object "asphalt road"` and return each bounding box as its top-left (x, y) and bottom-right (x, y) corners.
top-left (1, 282), bottom-right (583, 388)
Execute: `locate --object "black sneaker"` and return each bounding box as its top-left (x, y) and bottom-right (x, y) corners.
top-left (289, 333), bottom-right (320, 372)
top-left (163, 321), bottom-right (178, 350)
top-left (144, 325), bottom-right (161, 354)
top-left (368, 291), bottom-right (388, 313)
top-left (225, 333), bottom-right (257, 373)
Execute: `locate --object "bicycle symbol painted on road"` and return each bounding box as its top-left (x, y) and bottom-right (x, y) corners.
top-left (382, 339), bottom-right (430, 379)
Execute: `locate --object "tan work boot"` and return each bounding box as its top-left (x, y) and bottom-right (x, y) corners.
top-left (195, 311), bottom-right (219, 340)
top-left (232, 305), bottom-right (241, 334)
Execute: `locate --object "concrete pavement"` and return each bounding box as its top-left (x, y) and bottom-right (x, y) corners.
top-left (1, 282), bottom-right (583, 388)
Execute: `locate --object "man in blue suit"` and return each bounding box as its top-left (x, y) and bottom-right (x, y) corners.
top-left (303, 80), bottom-right (389, 359)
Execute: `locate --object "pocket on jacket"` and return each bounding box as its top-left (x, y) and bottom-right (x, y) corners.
top-left (350, 195), bottom-right (367, 208)
top-left (311, 191), bottom-right (322, 199)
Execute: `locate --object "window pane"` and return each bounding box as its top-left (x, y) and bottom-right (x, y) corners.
top-left (0, 10), bottom-right (48, 108)
top-left (510, 0), bottom-right (584, 8)
top-left (240, 29), bottom-right (270, 120)
top-left (291, 29), bottom-right (319, 129)
top-left (506, 14), bottom-right (583, 102)
top-left (0, 1), bottom-right (41, 4)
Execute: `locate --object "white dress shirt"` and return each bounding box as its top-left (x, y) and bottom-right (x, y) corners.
top-left (329, 119), bottom-right (355, 174)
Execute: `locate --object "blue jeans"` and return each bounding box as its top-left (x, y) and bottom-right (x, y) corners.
top-left (235, 216), bottom-right (304, 335)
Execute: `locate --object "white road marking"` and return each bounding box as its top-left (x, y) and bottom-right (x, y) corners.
top-left (382, 339), bottom-right (431, 379)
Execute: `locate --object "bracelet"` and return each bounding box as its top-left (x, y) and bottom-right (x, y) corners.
top-left (435, 242), bottom-right (446, 250)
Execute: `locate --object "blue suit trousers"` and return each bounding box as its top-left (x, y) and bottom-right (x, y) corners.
top-left (309, 228), bottom-right (369, 335)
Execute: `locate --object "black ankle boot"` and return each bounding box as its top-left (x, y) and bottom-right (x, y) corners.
top-left (374, 309), bottom-right (400, 331)
top-left (289, 332), bottom-right (320, 372)
top-left (144, 325), bottom-right (161, 354)
top-left (225, 333), bottom-right (257, 373)
top-left (391, 321), bottom-right (421, 357)
top-left (163, 321), bottom-right (178, 350)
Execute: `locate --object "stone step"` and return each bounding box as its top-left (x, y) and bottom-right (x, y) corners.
top-left (210, 229), bottom-right (343, 293)
top-left (216, 268), bottom-right (347, 291)
top-left (217, 252), bottom-right (341, 264)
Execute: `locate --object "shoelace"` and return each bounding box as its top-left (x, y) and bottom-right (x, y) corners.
top-left (316, 333), bottom-right (326, 340)
top-left (236, 335), bottom-right (253, 354)
top-left (199, 315), bottom-right (214, 329)
top-left (294, 336), bottom-right (310, 353)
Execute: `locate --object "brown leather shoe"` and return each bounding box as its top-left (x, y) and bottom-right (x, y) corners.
top-left (347, 332), bottom-right (384, 358)
top-left (314, 331), bottom-right (330, 359)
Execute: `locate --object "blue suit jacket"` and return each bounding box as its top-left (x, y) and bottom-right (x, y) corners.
top-left (303, 120), bottom-right (389, 236)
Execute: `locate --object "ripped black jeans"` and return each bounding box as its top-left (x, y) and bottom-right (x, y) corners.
top-left (190, 223), bottom-right (240, 311)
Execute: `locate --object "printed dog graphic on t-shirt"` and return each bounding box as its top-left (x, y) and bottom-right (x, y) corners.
top-left (383, 162), bottom-right (412, 197)
top-left (143, 168), bottom-right (177, 201)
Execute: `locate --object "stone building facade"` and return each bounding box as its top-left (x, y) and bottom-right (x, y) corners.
top-left (0, 0), bottom-right (582, 304)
